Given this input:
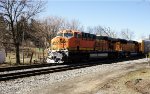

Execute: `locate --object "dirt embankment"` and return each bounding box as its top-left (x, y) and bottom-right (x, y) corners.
top-left (99, 68), bottom-right (150, 94)
top-left (30, 61), bottom-right (150, 94)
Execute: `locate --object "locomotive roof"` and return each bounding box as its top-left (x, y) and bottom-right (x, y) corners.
top-left (96, 36), bottom-right (109, 40)
top-left (96, 36), bottom-right (117, 42)
top-left (116, 38), bottom-right (127, 43)
top-left (59, 29), bottom-right (80, 33)
top-left (128, 40), bottom-right (138, 44)
top-left (108, 37), bottom-right (117, 42)
top-left (115, 39), bottom-right (139, 44)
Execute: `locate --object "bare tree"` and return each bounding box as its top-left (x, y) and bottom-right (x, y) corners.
top-left (65, 19), bottom-right (84, 31)
top-left (0, 15), bottom-right (11, 51)
top-left (40, 16), bottom-right (84, 46)
top-left (28, 19), bottom-right (47, 63)
top-left (87, 26), bottom-right (94, 34)
top-left (41, 16), bottom-right (65, 46)
top-left (0, 15), bottom-right (6, 46)
top-left (87, 25), bottom-right (117, 38)
top-left (87, 26), bottom-right (106, 35)
top-left (103, 27), bottom-right (117, 38)
top-left (94, 26), bottom-right (105, 35)
top-left (0, 0), bottom-right (45, 64)
top-left (29, 19), bottom-right (47, 47)
top-left (121, 28), bottom-right (134, 40)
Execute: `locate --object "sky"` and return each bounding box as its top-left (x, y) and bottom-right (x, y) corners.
top-left (39, 0), bottom-right (150, 41)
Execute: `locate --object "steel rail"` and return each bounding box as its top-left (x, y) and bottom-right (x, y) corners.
top-left (0, 56), bottom-right (143, 81)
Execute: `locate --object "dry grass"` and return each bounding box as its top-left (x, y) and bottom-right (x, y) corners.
top-left (4, 48), bottom-right (47, 66)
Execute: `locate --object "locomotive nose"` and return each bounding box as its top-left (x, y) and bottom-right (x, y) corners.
top-left (51, 37), bottom-right (68, 50)
top-left (60, 38), bottom-right (66, 43)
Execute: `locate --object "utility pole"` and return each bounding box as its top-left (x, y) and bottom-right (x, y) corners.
top-left (22, 31), bottom-right (24, 64)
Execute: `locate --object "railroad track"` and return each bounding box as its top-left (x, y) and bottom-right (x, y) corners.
top-left (0, 62), bottom-right (101, 81)
top-left (0, 63), bottom-right (61, 72)
top-left (0, 56), bottom-right (144, 81)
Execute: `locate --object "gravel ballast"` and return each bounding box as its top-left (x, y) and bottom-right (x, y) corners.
top-left (0, 58), bottom-right (149, 94)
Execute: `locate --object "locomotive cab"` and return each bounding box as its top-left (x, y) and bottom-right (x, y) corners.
top-left (51, 30), bottom-right (75, 51)
top-left (47, 30), bottom-right (82, 63)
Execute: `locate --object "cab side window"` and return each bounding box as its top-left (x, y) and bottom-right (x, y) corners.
top-left (74, 32), bottom-right (77, 38)
top-left (77, 34), bottom-right (81, 38)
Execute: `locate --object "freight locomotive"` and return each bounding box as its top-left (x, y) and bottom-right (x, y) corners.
top-left (46, 29), bottom-right (150, 63)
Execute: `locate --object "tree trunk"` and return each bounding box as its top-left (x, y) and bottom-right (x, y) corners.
top-left (43, 48), bottom-right (44, 63)
top-left (15, 43), bottom-right (21, 64)
top-left (30, 52), bottom-right (33, 64)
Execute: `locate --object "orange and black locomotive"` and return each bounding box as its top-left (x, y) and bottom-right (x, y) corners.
top-left (46, 29), bottom-right (144, 63)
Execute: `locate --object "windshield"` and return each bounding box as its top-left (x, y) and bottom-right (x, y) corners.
top-left (57, 33), bottom-right (63, 37)
top-left (64, 33), bottom-right (73, 38)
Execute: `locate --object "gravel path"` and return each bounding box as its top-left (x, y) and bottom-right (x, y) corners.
top-left (0, 58), bottom-right (149, 94)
